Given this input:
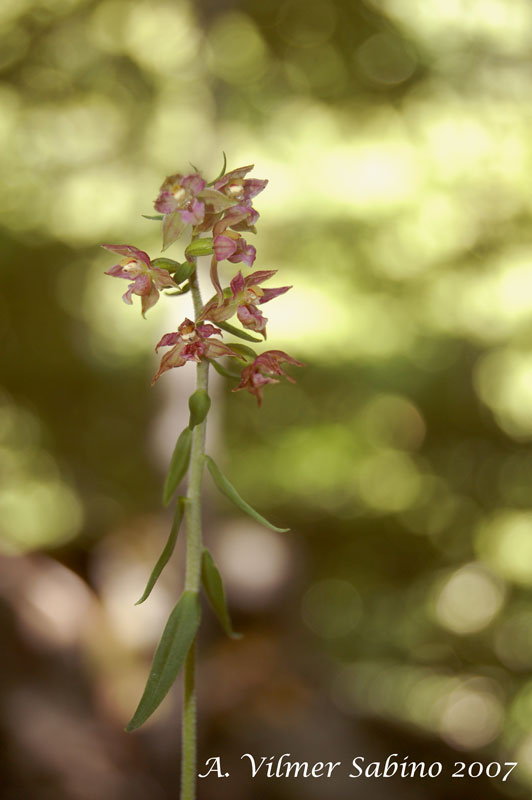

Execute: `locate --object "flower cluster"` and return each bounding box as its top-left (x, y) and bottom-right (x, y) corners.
top-left (103, 160), bottom-right (303, 404)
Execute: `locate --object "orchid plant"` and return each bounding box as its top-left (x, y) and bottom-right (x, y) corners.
top-left (102, 157), bottom-right (303, 800)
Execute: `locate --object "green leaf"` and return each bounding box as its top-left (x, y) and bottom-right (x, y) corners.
top-left (227, 342), bottom-right (257, 360)
top-left (201, 549), bottom-right (241, 638)
top-left (205, 455), bottom-right (289, 533)
top-left (207, 358), bottom-right (242, 379)
top-left (125, 591), bottom-right (200, 732)
top-left (188, 389), bottom-right (211, 428)
top-left (207, 151), bottom-right (227, 186)
top-left (216, 320), bottom-right (262, 343)
top-left (142, 214), bottom-right (164, 221)
top-left (135, 497), bottom-right (187, 605)
top-left (165, 282), bottom-right (191, 296)
top-left (163, 428), bottom-right (192, 506)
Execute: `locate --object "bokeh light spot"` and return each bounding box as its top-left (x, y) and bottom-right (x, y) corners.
top-left (207, 12), bottom-right (269, 85)
top-left (435, 563), bottom-right (505, 635)
top-left (476, 511), bottom-right (532, 586)
top-left (357, 33), bottom-right (417, 86)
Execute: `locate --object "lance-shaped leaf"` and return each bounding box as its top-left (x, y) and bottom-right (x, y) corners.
top-left (207, 358), bottom-right (242, 379)
top-left (165, 283), bottom-right (191, 296)
top-left (228, 342), bottom-right (257, 360)
top-left (142, 214), bottom-right (164, 221)
top-left (135, 497), bottom-right (187, 605)
top-left (216, 320), bottom-right (262, 343)
top-left (201, 549), bottom-right (241, 638)
top-left (163, 428), bottom-right (192, 506)
top-left (205, 455), bottom-right (289, 533)
top-left (126, 591), bottom-right (200, 732)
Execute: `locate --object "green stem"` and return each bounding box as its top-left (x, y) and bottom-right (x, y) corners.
top-left (181, 260), bottom-right (208, 800)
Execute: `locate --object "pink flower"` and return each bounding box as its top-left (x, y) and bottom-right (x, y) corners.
top-left (214, 165), bottom-right (267, 205)
top-left (200, 270), bottom-right (291, 338)
top-left (209, 207), bottom-right (259, 300)
top-left (102, 244), bottom-right (178, 316)
top-left (212, 209), bottom-right (257, 266)
top-left (154, 172), bottom-right (235, 249)
top-left (152, 318), bottom-right (242, 384)
top-left (232, 350), bottom-right (304, 406)
top-left (154, 173), bottom-right (207, 221)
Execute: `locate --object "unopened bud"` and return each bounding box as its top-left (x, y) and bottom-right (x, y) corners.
top-left (188, 389), bottom-right (211, 428)
top-left (185, 237), bottom-right (214, 258)
top-left (151, 257), bottom-right (180, 272)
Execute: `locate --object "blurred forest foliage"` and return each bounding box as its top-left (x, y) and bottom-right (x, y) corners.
top-left (2, 0), bottom-right (532, 797)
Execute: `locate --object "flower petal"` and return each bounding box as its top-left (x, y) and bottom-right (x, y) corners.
top-left (105, 263), bottom-right (131, 279)
top-left (259, 285), bottom-right (291, 304)
top-left (214, 166), bottom-right (253, 189)
top-left (141, 283), bottom-right (160, 317)
top-left (230, 271), bottom-right (246, 297)
top-left (237, 304), bottom-right (267, 336)
top-left (156, 331), bottom-right (181, 351)
top-left (180, 198), bottom-right (205, 225)
top-left (213, 234), bottom-right (237, 262)
top-left (102, 244), bottom-right (151, 268)
top-left (182, 174), bottom-right (206, 194)
top-left (154, 192), bottom-right (178, 214)
top-left (152, 345), bottom-right (187, 383)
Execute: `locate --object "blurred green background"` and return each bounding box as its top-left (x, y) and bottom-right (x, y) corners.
top-left (2, 0), bottom-right (532, 797)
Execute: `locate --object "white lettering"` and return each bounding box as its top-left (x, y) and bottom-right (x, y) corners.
top-left (349, 757), bottom-right (365, 778)
top-left (198, 757), bottom-right (224, 778)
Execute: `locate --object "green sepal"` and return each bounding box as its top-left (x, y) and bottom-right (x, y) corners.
top-left (185, 237), bottom-right (214, 258)
top-left (201, 549), bottom-right (241, 638)
top-left (188, 389), bottom-right (211, 429)
top-left (135, 497), bottom-right (187, 605)
top-left (199, 189), bottom-right (235, 212)
top-left (173, 261), bottom-right (196, 284)
top-left (207, 358), bottom-right (242, 379)
top-left (207, 152), bottom-right (227, 186)
top-left (163, 428), bottom-right (192, 506)
top-left (125, 591), bottom-right (201, 732)
top-left (205, 455), bottom-right (289, 533)
top-left (142, 214), bottom-right (164, 221)
top-left (226, 342), bottom-right (257, 360)
top-left (151, 257), bottom-right (180, 272)
top-left (216, 320), bottom-right (262, 343)
top-left (162, 209), bottom-right (187, 251)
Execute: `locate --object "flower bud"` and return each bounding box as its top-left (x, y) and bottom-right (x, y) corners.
top-left (151, 257), bottom-right (181, 272)
top-left (172, 261), bottom-right (196, 284)
top-left (185, 237), bottom-right (214, 258)
top-left (188, 389), bottom-right (211, 428)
